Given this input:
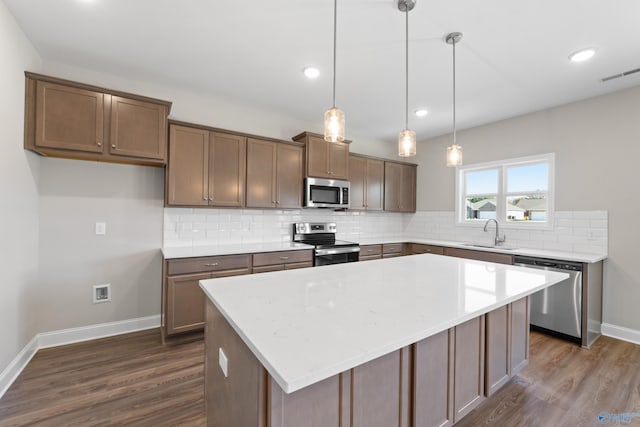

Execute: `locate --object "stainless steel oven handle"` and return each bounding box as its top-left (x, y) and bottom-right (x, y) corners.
top-left (315, 247), bottom-right (361, 256)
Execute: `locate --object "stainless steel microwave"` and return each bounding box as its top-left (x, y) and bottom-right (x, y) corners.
top-left (304, 177), bottom-right (350, 208)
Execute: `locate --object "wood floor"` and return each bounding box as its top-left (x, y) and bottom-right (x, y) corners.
top-left (0, 329), bottom-right (638, 426)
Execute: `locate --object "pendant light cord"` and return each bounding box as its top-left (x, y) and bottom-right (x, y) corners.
top-left (452, 37), bottom-right (457, 145)
top-left (332, 0), bottom-right (337, 109)
top-left (405, 7), bottom-right (409, 130)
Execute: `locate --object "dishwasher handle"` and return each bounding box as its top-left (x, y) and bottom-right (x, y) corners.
top-left (513, 256), bottom-right (582, 271)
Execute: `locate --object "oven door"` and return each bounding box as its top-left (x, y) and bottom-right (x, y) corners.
top-left (314, 247), bottom-right (360, 266)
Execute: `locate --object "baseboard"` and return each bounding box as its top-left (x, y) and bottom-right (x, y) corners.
top-left (0, 314), bottom-right (160, 399)
top-left (0, 335), bottom-right (39, 399)
top-left (601, 323), bottom-right (640, 345)
top-left (37, 314), bottom-right (161, 349)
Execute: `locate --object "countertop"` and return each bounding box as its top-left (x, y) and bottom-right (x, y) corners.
top-left (200, 254), bottom-right (568, 394)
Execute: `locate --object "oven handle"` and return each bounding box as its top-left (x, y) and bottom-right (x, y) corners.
top-left (315, 247), bottom-right (361, 256)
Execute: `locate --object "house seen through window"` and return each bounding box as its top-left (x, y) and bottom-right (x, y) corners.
top-left (457, 154), bottom-right (554, 228)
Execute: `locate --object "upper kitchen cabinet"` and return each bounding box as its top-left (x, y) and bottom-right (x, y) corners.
top-left (349, 154), bottom-right (384, 211)
top-left (24, 72), bottom-right (171, 166)
top-left (246, 138), bottom-right (303, 209)
top-left (166, 122), bottom-right (246, 208)
top-left (292, 131), bottom-right (350, 180)
top-left (384, 161), bottom-right (417, 213)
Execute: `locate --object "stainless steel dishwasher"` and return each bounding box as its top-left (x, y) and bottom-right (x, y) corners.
top-left (513, 256), bottom-right (583, 344)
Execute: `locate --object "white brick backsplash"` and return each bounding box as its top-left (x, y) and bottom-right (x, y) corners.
top-left (164, 209), bottom-right (607, 256)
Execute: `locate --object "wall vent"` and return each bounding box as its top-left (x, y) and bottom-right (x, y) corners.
top-left (601, 67), bottom-right (640, 82)
top-left (93, 284), bottom-right (111, 303)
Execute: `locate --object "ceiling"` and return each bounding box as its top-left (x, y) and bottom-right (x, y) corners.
top-left (5, 0), bottom-right (640, 143)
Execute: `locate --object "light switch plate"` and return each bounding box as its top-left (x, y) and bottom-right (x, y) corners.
top-left (219, 348), bottom-right (228, 377)
top-left (95, 222), bottom-right (106, 235)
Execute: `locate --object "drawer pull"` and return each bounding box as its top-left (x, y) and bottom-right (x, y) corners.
top-left (367, 249), bottom-right (374, 252)
top-left (204, 263), bottom-right (219, 267)
top-left (279, 256), bottom-right (289, 260)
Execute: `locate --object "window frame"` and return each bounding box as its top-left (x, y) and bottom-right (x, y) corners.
top-left (455, 153), bottom-right (555, 230)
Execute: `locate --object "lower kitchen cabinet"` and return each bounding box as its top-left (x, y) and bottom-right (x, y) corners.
top-left (252, 250), bottom-right (313, 273)
top-left (163, 254), bottom-right (251, 338)
top-left (406, 243), bottom-right (444, 256)
top-left (382, 243), bottom-right (404, 258)
top-left (443, 247), bottom-right (513, 265)
top-left (359, 244), bottom-right (382, 261)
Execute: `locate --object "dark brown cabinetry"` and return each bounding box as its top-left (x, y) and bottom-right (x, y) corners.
top-left (292, 132), bottom-right (350, 180)
top-left (25, 72), bottom-right (170, 166)
top-left (166, 123), bottom-right (246, 207)
top-left (384, 161), bottom-right (417, 213)
top-left (163, 254), bottom-right (251, 337)
top-left (359, 244), bottom-right (382, 261)
top-left (252, 250), bottom-right (313, 274)
top-left (349, 155), bottom-right (384, 211)
top-left (382, 243), bottom-right (404, 258)
top-left (246, 138), bottom-right (304, 209)
top-left (406, 243), bottom-right (444, 256)
top-left (443, 247), bottom-right (513, 265)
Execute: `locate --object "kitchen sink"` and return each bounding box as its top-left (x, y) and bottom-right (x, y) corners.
top-left (462, 243), bottom-right (518, 251)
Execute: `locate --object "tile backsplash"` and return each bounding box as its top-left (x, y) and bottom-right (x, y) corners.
top-left (164, 209), bottom-right (608, 255)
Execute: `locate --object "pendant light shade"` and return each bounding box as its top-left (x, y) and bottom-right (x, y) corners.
top-left (399, 129), bottom-right (417, 157)
top-left (324, 0), bottom-right (345, 143)
top-left (446, 32), bottom-right (463, 167)
top-left (397, 0), bottom-right (416, 157)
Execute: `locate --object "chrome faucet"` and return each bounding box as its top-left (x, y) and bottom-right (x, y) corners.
top-left (483, 219), bottom-right (506, 247)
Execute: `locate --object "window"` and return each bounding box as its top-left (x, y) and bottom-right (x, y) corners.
top-left (456, 153), bottom-right (554, 228)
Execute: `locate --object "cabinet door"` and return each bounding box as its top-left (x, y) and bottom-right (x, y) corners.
top-left (167, 125), bottom-right (209, 206)
top-left (349, 156), bottom-right (366, 210)
top-left (276, 143), bottom-right (303, 208)
top-left (246, 138), bottom-right (277, 208)
top-left (109, 96), bottom-right (167, 160)
top-left (35, 81), bottom-right (104, 153)
top-left (510, 297), bottom-right (530, 375)
top-left (384, 162), bottom-right (401, 212)
top-left (166, 272), bottom-right (211, 335)
top-left (306, 135), bottom-right (330, 178)
top-left (485, 305), bottom-right (510, 397)
top-left (366, 159), bottom-right (385, 211)
top-left (453, 317), bottom-right (485, 423)
top-left (414, 329), bottom-right (454, 427)
top-left (209, 132), bottom-right (246, 207)
top-left (399, 164), bottom-right (416, 212)
top-left (328, 141), bottom-right (349, 179)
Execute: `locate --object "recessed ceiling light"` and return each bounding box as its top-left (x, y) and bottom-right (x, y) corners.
top-left (414, 109), bottom-right (428, 117)
top-left (569, 48), bottom-right (595, 63)
top-left (303, 67), bottom-right (320, 79)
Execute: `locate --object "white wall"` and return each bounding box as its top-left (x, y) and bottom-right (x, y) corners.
top-left (415, 86), bottom-right (640, 332)
top-left (0, 0), bottom-right (41, 373)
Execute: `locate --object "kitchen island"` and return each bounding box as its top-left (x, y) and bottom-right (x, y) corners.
top-left (200, 253), bottom-right (568, 427)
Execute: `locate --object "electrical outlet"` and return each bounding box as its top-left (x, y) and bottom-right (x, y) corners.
top-left (95, 222), bottom-right (106, 235)
top-left (219, 348), bottom-right (228, 377)
top-left (93, 284), bottom-right (111, 303)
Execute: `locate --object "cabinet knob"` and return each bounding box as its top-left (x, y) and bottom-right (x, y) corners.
top-left (111, 144), bottom-right (116, 149)
top-left (97, 142), bottom-right (102, 147)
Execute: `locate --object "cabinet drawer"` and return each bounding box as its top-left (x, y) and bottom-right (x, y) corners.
top-left (253, 250), bottom-right (313, 267)
top-left (408, 244), bottom-right (444, 255)
top-left (444, 248), bottom-right (513, 265)
top-left (167, 254), bottom-right (251, 275)
top-left (360, 244), bottom-right (382, 257)
top-left (382, 243), bottom-right (404, 254)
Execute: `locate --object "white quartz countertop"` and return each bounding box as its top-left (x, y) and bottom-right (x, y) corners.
top-left (200, 254), bottom-right (568, 394)
top-left (358, 236), bottom-right (606, 263)
top-left (162, 242), bottom-right (313, 259)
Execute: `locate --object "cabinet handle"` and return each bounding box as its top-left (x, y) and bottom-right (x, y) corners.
top-left (367, 249), bottom-right (374, 252)
top-left (279, 256), bottom-right (289, 260)
top-left (203, 197), bottom-right (208, 201)
top-left (97, 142), bottom-right (102, 147)
top-left (204, 263), bottom-right (219, 267)
top-left (111, 144), bottom-right (116, 149)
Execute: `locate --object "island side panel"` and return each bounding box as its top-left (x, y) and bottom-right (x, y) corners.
top-left (485, 305), bottom-right (511, 396)
top-left (510, 297), bottom-right (530, 375)
top-left (205, 299), bottom-right (267, 427)
top-left (413, 329), bottom-right (454, 427)
top-left (453, 316), bottom-right (486, 423)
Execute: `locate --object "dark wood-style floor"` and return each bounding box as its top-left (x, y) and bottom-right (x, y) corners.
top-left (0, 329), bottom-right (638, 426)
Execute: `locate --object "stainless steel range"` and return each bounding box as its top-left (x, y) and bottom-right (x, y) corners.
top-left (293, 222), bottom-right (360, 266)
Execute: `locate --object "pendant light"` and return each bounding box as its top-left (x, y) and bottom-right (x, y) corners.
top-left (397, 0), bottom-right (416, 157)
top-left (446, 32), bottom-right (463, 167)
top-left (324, 0), bottom-right (345, 142)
